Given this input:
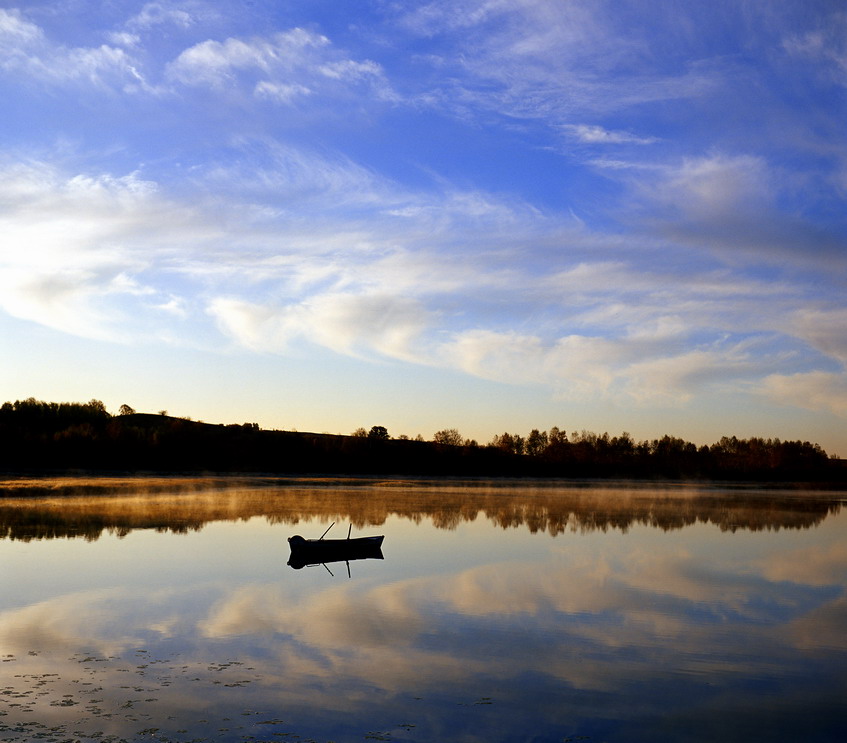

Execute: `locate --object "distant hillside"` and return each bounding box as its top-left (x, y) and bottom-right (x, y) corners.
top-left (0, 401), bottom-right (506, 476)
top-left (0, 398), bottom-right (843, 482)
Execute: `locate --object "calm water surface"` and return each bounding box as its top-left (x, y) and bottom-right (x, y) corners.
top-left (0, 479), bottom-right (845, 742)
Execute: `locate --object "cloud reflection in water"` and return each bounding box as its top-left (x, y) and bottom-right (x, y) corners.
top-left (0, 482), bottom-right (844, 742)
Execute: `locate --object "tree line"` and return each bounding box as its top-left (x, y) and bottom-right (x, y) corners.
top-left (0, 397), bottom-right (842, 482)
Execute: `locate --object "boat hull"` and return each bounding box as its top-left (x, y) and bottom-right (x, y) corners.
top-left (287, 534), bottom-right (384, 569)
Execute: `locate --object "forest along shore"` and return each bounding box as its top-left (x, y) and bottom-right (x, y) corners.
top-left (1, 398), bottom-right (844, 482)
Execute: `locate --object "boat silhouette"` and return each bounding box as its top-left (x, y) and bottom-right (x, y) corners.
top-left (287, 522), bottom-right (384, 575)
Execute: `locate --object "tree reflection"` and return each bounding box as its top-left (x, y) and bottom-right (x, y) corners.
top-left (0, 478), bottom-right (841, 541)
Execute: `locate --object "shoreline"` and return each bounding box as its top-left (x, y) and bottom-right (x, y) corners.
top-left (1, 471), bottom-right (846, 498)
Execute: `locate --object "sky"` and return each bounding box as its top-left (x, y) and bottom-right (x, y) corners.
top-left (1, 0), bottom-right (846, 455)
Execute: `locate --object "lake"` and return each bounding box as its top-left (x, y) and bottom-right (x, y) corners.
top-left (1, 477), bottom-right (845, 742)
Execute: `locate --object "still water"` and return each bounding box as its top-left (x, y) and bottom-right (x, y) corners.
top-left (0, 478), bottom-right (845, 742)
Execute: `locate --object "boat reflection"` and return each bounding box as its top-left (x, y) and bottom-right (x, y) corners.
top-left (287, 523), bottom-right (385, 574)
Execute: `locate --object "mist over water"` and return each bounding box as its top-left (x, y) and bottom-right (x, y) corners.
top-left (1, 479), bottom-right (845, 742)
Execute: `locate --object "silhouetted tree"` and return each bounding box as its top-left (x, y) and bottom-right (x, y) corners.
top-left (490, 432), bottom-right (525, 455)
top-left (526, 429), bottom-right (548, 456)
top-left (368, 425), bottom-right (389, 440)
top-left (433, 428), bottom-right (464, 446)
top-left (88, 399), bottom-right (108, 415)
top-left (542, 426), bottom-right (570, 464)
top-left (119, 404), bottom-right (136, 416)
top-left (548, 426), bottom-right (568, 445)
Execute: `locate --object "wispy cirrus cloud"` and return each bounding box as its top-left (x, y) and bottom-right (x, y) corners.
top-left (166, 28), bottom-right (328, 87)
top-left (0, 6), bottom-right (40, 45)
top-left (608, 153), bottom-right (847, 273)
top-left (783, 11), bottom-right (847, 85)
top-left (788, 308), bottom-right (847, 366)
top-left (125, 1), bottom-right (197, 32)
top-left (393, 0), bottom-right (722, 124)
top-left (0, 6), bottom-right (391, 105)
top-left (562, 124), bottom-right (658, 145)
top-left (166, 27), bottom-right (395, 104)
top-left (0, 8), bottom-right (150, 91)
top-left (2, 146), bottom-right (840, 412)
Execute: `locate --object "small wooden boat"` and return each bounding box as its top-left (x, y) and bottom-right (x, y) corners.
top-left (287, 523), bottom-right (385, 573)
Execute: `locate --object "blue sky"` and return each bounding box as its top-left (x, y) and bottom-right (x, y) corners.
top-left (1, 0), bottom-right (846, 454)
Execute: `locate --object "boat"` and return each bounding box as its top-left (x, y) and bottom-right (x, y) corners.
top-left (287, 523), bottom-right (385, 573)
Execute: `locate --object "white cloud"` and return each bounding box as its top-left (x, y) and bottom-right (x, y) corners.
top-left (0, 8), bottom-right (150, 91)
top-left (0, 149), bottom-right (532, 352)
top-left (622, 348), bottom-right (757, 404)
top-left (539, 261), bottom-right (799, 339)
top-left (199, 139), bottom-right (393, 208)
top-left (167, 31), bottom-right (328, 87)
top-left (318, 58), bottom-right (383, 82)
top-left (254, 79), bottom-right (312, 103)
top-left (0, 7), bottom-right (42, 46)
top-left (398, 0), bottom-right (512, 35)
top-left (126, 1), bottom-right (196, 31)
top-left (0, 143), bottom-right (840, 414)
top-left (649, 153), bottom-right (772, 221)
top-left (0, 161), bottom-right (192, 340)
top-left (440, 329), bottom-right (621, 396)
top-left (306, 293), bottom-right (432, 360)
top-left (166, 27), bottom-right (394, 102)
top-left (209, 293), bottom-right (432, 362)
top-left (626, 153), bottom-right (847, 271)
top-left (790, 308), bottom-right (847, 365)
top-left (438, 322), bottom-right (793, 406)
top-left (562, 124), bottom-right (658, 145)
top-left (107, 31), bottom-right (142, 48)
top-left (206, 298), bottom-right (289, 352)
top-left (783, 12), bottom-right (847, 84)
top-left (762, 371), bottom-right (847, 418)
top-left (394, 0), bottom-right (722, 122)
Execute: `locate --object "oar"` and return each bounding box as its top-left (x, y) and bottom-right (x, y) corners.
top-left (319, 522), bottom-right (335, 540)
top-left (347, 524), bottom-right (352, 540)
